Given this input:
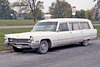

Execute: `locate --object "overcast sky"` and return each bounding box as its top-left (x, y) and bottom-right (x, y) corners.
top-left (9, 0), bottom-right (97, 13)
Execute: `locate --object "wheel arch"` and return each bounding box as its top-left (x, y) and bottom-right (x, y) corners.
top-left (83, 38), bottom-right (90, 41)
top-left (40, 39), bottom-right (52, 48)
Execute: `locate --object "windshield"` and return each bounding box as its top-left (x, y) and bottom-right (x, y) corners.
top-left (32, 22), bottom-right (58, 31)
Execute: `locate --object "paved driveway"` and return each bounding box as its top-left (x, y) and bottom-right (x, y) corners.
top-left (0, 39), bottom-right (100, 67)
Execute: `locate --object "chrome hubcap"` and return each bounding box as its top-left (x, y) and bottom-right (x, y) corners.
top-left (84, 40), bottom-right (88, 46)
top-left (41, 43), bottom-right (47, 51)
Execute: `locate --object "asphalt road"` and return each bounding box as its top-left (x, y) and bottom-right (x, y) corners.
top-left (0, 24), bottom-right (100, 29)
top-left (0, 39), bottom-right (100, 67)
top-left (93, 24), bottom-right (100, 26)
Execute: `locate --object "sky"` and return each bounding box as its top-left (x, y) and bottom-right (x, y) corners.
top-left (9, 0), bottom-right (97, 13)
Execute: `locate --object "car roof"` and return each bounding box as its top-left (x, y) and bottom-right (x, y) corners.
top-left (39, 18), bottom-right (90, 23)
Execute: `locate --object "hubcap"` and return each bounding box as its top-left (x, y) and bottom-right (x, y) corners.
top-left (84, 40), bottom-right (88, 46)
top-left (38, 41), bottom-right (49, 54)
top-left (41, 43), bottom-right (47, 50)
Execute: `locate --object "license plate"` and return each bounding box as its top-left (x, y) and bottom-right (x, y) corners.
top-left (16, 45), bottom-right (22, 49)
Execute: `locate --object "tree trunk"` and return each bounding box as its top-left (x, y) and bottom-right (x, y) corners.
top-left (31, 10), bottom-right (36, 22)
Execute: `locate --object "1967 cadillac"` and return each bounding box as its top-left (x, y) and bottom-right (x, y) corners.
top-left (4, 18), bottom-right (97, 54)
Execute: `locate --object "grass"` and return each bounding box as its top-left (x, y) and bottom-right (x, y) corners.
top-left (0, 20), bottom-right (37, 26)
top-left (94, 26), bottom-right (100, 37)
top-left (0, 26), bottom-right (100, 51)
top-left (0, 28), bottom-right (32, 51)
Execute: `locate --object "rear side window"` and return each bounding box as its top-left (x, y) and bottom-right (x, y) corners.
top-left (69, 22), bottom-right (80, 31)
top-left (59, 23), bottom-right (69, 31)
top-left (80, 22), bottom-right (90, 29)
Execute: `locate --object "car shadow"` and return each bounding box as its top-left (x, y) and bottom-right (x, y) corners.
top-left (3, 43), bottom-right (92, 55)
top-left (49, 44), bottom-right (82, 52)
top-left (21, 44), bottom-right (83, 54)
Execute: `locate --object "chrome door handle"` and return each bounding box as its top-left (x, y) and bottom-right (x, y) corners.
top-left (81, 31), bottom-right (83, 33)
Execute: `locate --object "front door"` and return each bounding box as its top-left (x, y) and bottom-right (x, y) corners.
top-left (52, 23), bottom-right (71, 47)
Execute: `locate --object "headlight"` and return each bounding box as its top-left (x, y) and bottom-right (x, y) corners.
top-left (4, 36), bottom-right (7, 40)
top-left (30, 36), bottom-right (34, 43)
top-left (9, 38), bottom-right (13, 42)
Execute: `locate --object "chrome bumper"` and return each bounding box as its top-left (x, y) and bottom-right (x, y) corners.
top-left (5, 42), bottom-right (40, 49)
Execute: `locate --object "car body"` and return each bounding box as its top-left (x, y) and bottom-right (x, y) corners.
top-left (4, 18), bottom-right (97, 54)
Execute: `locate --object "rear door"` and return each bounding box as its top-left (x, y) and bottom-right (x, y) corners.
top-left (69, 22), bottom-right (83, 43)
top-left (80, 22), bottom-right (95, 40)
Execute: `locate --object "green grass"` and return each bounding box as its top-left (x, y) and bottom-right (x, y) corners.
top-left (94, 26), bottom-right (100, 37)
top-left (0, 26), bottom-right (100, 51)
top-left (0, 20), bottom-right (37, 26)
top-left (0, 28), bottom-right (32, 51)
top-left (92, 21), bottom-right (100, 24)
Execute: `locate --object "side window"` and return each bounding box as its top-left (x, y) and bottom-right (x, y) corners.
top-left (80, 23), bottom-right (84, 29)
top-left (84, 22), bottom-right (90, 29)
top-left (59, 23), bottom-right (69, 31)
top-left (73, 23), bottom-right (80, 30)
top-left (80, 22), bottom-right (90, 29)
top-left (69, 22), bottom-right (80, 31)
top-left (69, 23), bottom-right (73, 31)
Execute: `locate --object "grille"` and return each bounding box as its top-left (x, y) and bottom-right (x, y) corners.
top-left (8, 38), bottom-right (30, 43)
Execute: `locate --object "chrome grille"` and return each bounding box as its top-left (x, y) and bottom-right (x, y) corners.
top-left (8, 38), bottom-right (30, 43)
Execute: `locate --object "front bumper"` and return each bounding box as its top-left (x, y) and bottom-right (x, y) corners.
top-left (5, 42), bottom-right (40, 49)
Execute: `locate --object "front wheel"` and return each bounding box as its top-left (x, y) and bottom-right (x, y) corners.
top-left (37, 40), bottom-right (49, 54)
top-left (81, 40), bottom-right (89, 46)
top-left (13, 46), bottom-right (23, 52)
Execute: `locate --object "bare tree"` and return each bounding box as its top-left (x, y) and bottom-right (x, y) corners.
top-left (11, 0), bottom-right (44, 22)
top-left (93, 0), bottom-right (100, 8)
top-left (93, 0), bottom-right (100, 20)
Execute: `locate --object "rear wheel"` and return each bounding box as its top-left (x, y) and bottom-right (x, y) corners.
top-left (13, 46), bottom-right (23, 52)
top-left (81, 40), bottom-right (89, 46)
top-left (37, 40), bottom-right (49, 54)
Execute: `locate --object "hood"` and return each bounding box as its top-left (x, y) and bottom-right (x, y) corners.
top-left (5, 31), bottom-right (55, 39)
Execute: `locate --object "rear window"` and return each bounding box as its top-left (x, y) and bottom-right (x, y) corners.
top-left (80, 22), bottom-right (90, 29)
top-left (69, 22), bottom-right (80, 31)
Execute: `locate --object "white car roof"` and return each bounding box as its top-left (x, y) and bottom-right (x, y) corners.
top-left (39, 18), bottom-right (90, 23)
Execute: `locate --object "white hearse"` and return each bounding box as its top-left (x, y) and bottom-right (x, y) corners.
top-left (4, 18), bottom-right (97, 54)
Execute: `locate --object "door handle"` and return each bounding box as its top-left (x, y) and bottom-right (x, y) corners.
top-left (81, 31), bottom-right (83, 33)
